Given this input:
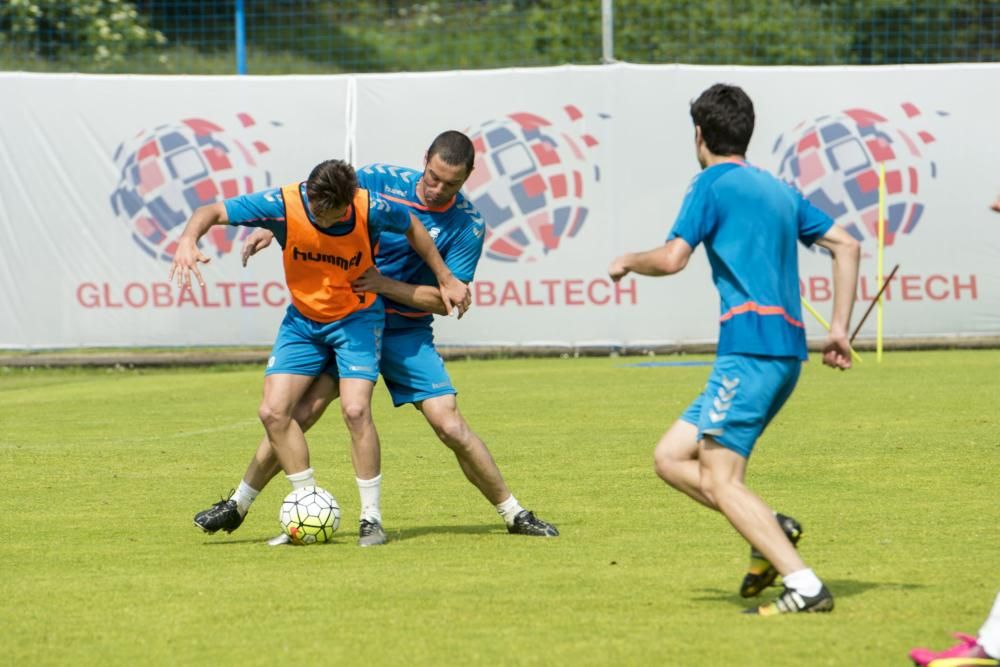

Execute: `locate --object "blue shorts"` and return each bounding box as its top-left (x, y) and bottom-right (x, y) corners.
top-left (680, 354), bottom-right (801, 458)
top-left (325, 324), bottom-right (453, 407)
top-left (266, 305), bottom-right (383, 382)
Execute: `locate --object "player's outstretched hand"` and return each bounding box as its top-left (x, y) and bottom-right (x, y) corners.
top-left (241, 229), bottom-right (275, 267)
top-left (608, 255), bottom-right (630, 282)
top-left (991, 196), bottom-right (1000, 214)
top-left (821, 330), bottom-right (853, 370)
top-left (169, 238), bottom-right (210, 288)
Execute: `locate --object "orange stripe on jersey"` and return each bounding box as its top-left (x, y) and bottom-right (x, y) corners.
top-left (719, 301), bottom-right (804, 329)
top-left (379, 192), bottom-right (455, 213)
top-left (281, 184), bottom-right (378, 323)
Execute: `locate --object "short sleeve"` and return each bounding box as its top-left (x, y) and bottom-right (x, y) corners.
top-left (223, 188), bottom-right (284, 226)
top-left (667, 174), bottom-right (716, 249)
top-left (794, 188), bottom-right (835, 247)
top-left (223, 188), bottom-right (287, 243)
top-left (445, 205), bottom-right (485, 282)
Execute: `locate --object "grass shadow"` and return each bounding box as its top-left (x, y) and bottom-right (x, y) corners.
top-left (692, 578), bottom-right (909, 607)
top-left (199, 524), bottom-right (501, 546)
top-left (390, 523), bottom-right (502, 541)
top-left (200, 535), bottom-right (287, 546)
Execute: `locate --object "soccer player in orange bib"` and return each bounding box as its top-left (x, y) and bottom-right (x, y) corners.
top-left (172, 159), bottom-right (467, 536)
top-left (194, 134), bottom-right (557, 547)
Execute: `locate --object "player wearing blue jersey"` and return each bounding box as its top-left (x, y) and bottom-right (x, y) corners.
top-left (180, 159), bottom-right (467, 537)
top-left (209, 132), bottom-right (557, 546)
top-left (609, 84), bottom-right (860, 615)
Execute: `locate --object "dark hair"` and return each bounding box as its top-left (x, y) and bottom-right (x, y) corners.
top-left (690, 84), bottom-right (755, 157)
top-left (426, 130), bottom-right (475, 174)
top-left (306, 159), bottom-right (357, 212)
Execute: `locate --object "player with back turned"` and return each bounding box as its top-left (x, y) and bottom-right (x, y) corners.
top-left (609, 83), bottom-right (861, 615)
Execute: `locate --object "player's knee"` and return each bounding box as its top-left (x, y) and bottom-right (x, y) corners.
top-left (432, 414), bottom-right (470, 448)
top-left (258, 401), bottom-right (291, 430)
top-left (340, 400), bottom-right (371, 427)
top-left (653, 450), bottom-right (672, 482)
top-left (652, 443), bottom-right (683, 482)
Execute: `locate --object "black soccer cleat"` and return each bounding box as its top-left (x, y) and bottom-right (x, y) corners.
top-left (507, 510), bottom-right (559, 537)
top-left (739, 513), bottom-right (803, 597)
top-left (193, 494), bottom-right (244, 534)
top-left (743, 585), bottom-right (834, 616)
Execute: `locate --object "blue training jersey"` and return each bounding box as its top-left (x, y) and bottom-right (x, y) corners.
top-left (222, 183), bottom-right (411, 247)
top-left (668, 161), bottom-right (834, 360)
top-left (357, 163), bottom-right (485, 330)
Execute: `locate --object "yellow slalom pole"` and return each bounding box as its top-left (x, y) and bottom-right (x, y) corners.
top-left (800, 296), bottom-right (863, 364)
top-left (877, 163), bottom-right (886, 363)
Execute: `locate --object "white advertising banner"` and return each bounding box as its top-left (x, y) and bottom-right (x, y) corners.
top-left (2, 65), bottom-right (998, 349)
top-left (0, 73), bottom-right (351, 347)
top-left (355, 64), bottom-right (1000, 348)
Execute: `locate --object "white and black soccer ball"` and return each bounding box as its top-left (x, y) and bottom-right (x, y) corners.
top-left (278, 486), bottom-right (340, 545)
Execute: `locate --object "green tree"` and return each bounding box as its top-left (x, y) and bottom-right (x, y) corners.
top-left (1, 0), bottom-right (167, 70)
top-left (847, 0), bottom-right (1000, 64)
top-left (3, 0), bottom-right (998, 74)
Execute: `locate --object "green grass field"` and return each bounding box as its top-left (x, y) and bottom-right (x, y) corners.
top-left (2, 351), bottom-right (998, 666)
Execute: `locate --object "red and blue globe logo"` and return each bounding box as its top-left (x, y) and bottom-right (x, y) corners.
top-left (772, 104), bottom-right (944, 247)
top-left (110, 114), bottom-right (275, 261)
top-left (463, 105), bottom-right (604, 263)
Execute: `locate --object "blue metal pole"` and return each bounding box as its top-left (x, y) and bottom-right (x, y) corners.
top-left (235, 0), bottom-right (247, 75)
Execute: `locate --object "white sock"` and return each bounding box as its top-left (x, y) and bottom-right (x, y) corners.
top-left (232, 480), bottom-right (259, 517)
top-left (356, 474), bottom-right (382, 523)
top-left (496, 494), bottom-right (524, 526)
top-left (978, 591), bottom-right (1000, 659)
top-left (782, 568), bottom-right (823, 597)
top-left (286, 467), bottom-right (315, 490)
